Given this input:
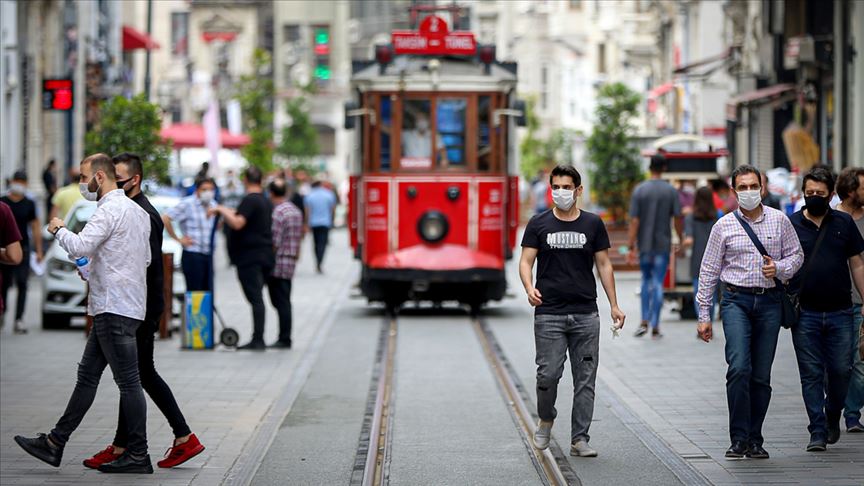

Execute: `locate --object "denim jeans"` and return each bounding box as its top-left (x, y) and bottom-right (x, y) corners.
top-left (50, 313), bottom-right (148, 456)
top-left (793, 308), bottom-right (856, 439)
top-left (720, 287), bottom-right (782, 445)
top-left (266, 277), bottom-right (293, 345)
top-left (113, 319), bottom-right (191, 448)
top-left (181, 250), bottom-right (213, 292)
top-left (844, 304), bottom-right (864, 423)
top-left (639, 251), bottom-right (669, 329)
top-left (534, 312), bottom-right (600, 443)
top-left (311, 226), bottom-right (330, 269)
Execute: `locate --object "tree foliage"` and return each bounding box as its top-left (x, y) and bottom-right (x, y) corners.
top-left (84, 94), bottom-right (171, 183)
top-left (518, 96), bottom-right (576, 179)
top-left (586, 83), bottom-right (643, 223)
top-left (276, 82), bottom-right (319, 165)
top-left (236, 48), bottom-right (275, 172)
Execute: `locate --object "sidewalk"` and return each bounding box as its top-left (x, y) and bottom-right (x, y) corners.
top-left (0, 230), bottom-right (356, 486)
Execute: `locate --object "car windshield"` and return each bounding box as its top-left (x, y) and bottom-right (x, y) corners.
top-left (68, 204), bottom-right (96, 233)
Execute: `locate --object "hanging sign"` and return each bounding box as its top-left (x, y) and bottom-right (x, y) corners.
top-left (392, 15), bottom-right (476, 56)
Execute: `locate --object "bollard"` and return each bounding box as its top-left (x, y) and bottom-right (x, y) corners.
top-left (160, 252), bottom-right (174, 339)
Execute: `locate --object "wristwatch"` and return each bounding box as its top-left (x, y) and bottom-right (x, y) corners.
top-left (51, 225), bottom-right (64, 236)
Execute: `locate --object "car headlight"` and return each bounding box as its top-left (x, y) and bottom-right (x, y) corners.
top-left (417, 210), bottom-right (449, 243)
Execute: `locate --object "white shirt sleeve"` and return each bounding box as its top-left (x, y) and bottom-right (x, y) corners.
top-left (56, 207), bottom-right (113, 258)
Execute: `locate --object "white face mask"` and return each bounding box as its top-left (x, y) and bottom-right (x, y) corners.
top-left (8, 183), bottom-right (26, 195)
top-left (736, 189), bottom-right (762, 211)
top-left (79, 182), bottom-right (98, 202)
top-left (199, 190), bottom-right (215, 205)
top-left (415, 119), bottom-right (429, 131)
top-left (552, 188), bottom-right (576, 211)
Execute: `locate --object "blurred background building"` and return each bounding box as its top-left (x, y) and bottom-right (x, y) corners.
top-left (1, 0), bottom-right (863, 203)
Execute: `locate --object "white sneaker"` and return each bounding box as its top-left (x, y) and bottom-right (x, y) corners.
top-left (13, 320), bottom-right (27, 334)
top-left (532, 420), bottom-right (553, 450)
top-left (570, 440), bottom-right (597, 457)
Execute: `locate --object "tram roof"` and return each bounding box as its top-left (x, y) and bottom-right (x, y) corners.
top-left (351, 56), bottom-right (518, 92)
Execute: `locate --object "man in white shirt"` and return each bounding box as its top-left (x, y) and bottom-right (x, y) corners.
top-left (14, 154), bottom-right (154, 474)
top-left (401, 113), bottom-right (448, 166)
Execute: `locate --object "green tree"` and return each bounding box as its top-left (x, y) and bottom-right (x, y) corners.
top-left (236, 48), bottom-right (275, 172)
top-left (276, 82), bottom-right (319, 165)
top-left (586, 82), bottom-right (643, 223)
top-left (84, 94), bottom-right (171, 183)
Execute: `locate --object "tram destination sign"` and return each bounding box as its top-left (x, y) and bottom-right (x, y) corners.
top-left (392, 15), bottom-right (476, 56)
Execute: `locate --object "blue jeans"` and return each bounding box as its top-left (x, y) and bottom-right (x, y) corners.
top-left (844, 304), bottom-right (864, 423)
top-left (534, 312), bottom-right (600, 443)
top-left (720, 288), bottom-right (782, 445)
top-left (639, 251), bottom-right (669, 329)
top-left (693, 277), bottom-right (718, 320)
top-left (793, 308), bottom-right (856, 439)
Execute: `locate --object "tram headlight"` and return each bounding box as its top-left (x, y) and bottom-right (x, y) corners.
top-left (417, 211), bottom-right (449, 243)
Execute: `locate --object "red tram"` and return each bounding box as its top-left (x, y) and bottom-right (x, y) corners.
top-left (344, 14), bottom-right (525, 312)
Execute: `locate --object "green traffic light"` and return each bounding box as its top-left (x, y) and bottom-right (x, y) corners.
top-left (315, 65), bottom-right (331, 80)
top-left (315, 29), bottom-right (329, 45)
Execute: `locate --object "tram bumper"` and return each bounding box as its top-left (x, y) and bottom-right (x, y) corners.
top-left (362, 245), bottom-right (506, 305)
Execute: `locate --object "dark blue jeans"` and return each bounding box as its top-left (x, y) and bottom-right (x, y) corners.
top-left (639, 251), bottom-right (669, 329)
top-left (181, 250), bottom-right (213, 292)
top-left (793, 308), bottom-right (856, 439)
top-left (720, 287), bottom-right (782, 445)
top-left (50, 313), bottom-right (148, 455)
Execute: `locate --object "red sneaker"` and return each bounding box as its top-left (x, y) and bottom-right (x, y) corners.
top-left (83, 444), bottom-right (121, 469)
top-left (157, 434), bottom-right (205, 468)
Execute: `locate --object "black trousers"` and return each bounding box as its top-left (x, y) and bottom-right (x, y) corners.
top-left (181, 250), bottom-right (213, 292)
top-left (113, 320), bottom-right (191, 448)
top-left (267, 277), bottom-right (293, 345)
top-left (237, 262), bottom-right (270, 343)
top-left (51, 313), bottom-right (148, 455)
top-left (1, 244), bottom-right (29, 320)
top-left (311, 226), bottom-right (330, 269)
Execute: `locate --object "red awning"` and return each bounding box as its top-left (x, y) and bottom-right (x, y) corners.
top-left (725, 84), bottom-right (796, 121)
top-left (161, 124), bottom-right (251, 149)
top-left (122, 25), bottom-right (160, 51)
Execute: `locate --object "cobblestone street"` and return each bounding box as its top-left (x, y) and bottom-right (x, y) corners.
top-left (1, 230), bottom-right (862, 485)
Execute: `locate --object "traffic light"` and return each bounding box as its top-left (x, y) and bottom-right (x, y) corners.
top-left (313, 25), bottom-right (330, 83)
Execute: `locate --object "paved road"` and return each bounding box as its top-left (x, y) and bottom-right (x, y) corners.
top-left (2, 229), bottom-right (862, 485)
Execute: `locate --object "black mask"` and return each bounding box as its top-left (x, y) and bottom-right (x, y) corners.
top-left (804, 195), bottom-right (830, 216)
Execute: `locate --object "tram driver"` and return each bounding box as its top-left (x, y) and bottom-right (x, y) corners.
top-left (401, 111), bottom-right (449, 167)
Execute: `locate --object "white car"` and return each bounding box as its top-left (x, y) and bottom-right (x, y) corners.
top-left (41, 197), bottom-right (187, 329)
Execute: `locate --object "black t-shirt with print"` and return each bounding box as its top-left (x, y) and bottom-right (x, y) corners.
top-left (521, 209), bottom-right (611, 315)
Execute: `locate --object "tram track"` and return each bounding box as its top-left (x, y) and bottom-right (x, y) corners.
top-left (351, 311), bottom-right (578, 486)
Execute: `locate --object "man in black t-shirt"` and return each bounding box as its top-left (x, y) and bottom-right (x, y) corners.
top-left (519, 165), bottom-right (626, 458)
top-left (212, 166), bottom-right (274, 351)
top-left (789, 167), bottom-right (864, 451)
top-left (1, 170), bottom-right (44, 334)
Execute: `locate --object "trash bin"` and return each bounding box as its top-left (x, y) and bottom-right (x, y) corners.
top-left (182, 291), bottom-right (214, 350)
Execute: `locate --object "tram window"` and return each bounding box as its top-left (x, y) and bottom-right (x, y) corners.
top-left (401, 99), bottom-right (445, 169)
top-left (437, 99), bottom-right (467, 167)
top-left (478, 96), bottom-right (491, 171)
top-left (380, 96), bottom-right (392, 171)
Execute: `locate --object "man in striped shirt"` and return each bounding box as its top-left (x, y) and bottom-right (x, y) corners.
top-left (267, 179), bottom-right (303, 349)
top-left (696, 165), bottom-right (804, 460)
top-left (163, 178), bottom-right (218, 291)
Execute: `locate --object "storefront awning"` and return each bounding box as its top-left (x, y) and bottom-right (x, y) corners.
top-left (122, 25), bottom-right (160, 51)
top-left (161, 124), bottom-right (251, 149)
top-left (725, 84), bottom-right (796, 121)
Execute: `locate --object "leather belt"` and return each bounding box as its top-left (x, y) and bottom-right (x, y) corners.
top-left (725, 283), bottom-right (776, 295)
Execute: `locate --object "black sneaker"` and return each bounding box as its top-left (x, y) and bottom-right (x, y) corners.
top-left (724, 441), bottom-right (748, 459)
top-left (633, 323), bottom-right (649, 337)
top-left (806, 436), bottom-right (827, 452)
top-left (847, 418), bottom-right (864, 433)
top-left (827, 420), bottom-right (841, 444)
top-left (237, 340), bottom-right (266, 351)
top-left (268, 340), bottom-right (292, 349)
top-left (746, 443), bottom-right (769, 459)
top-left (14, 433), bottom-right (63, 467)
top-left (97, 451), bottom-right (153, 474)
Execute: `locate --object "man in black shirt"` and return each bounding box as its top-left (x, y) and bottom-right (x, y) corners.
top-left (212, 165), bottom-right (274, 350)
top-left (83, 153), bottom-right (205, 469)
top-left (519, 165), bottom-right (626, 458)
top-left (1, 170), bottom-right (43, 334)
top-left (790, 167), bottom-right (864, 452)
top-left (43, 159), bottom-right (57, 217)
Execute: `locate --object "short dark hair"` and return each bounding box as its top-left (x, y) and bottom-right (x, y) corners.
top-left (649, 154), bottom-right (667, 173)
top-left (112, 152), bottom-right (144, 178)
top-left (549, 165), bottom-right (581, 187)
top-left (269, 178), bottom-right (288, 197)
top-left (12, 170), bottom-right (27, 181)
top-left (84, 153), bottom-right (115, 180)
top-left (802, 166), bottom-right (835, 193)
top-left (195, 177), bottom-right (216, 189)
top-left (836, 167), bottom-right (864, 201)
top-left (244, 165), bottom-right (263, 185)
top-left (730, 165), bottom-right (761, 189)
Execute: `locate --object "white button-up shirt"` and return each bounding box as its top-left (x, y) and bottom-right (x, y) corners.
top-left (56, 189), bottom-right (151, 320)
